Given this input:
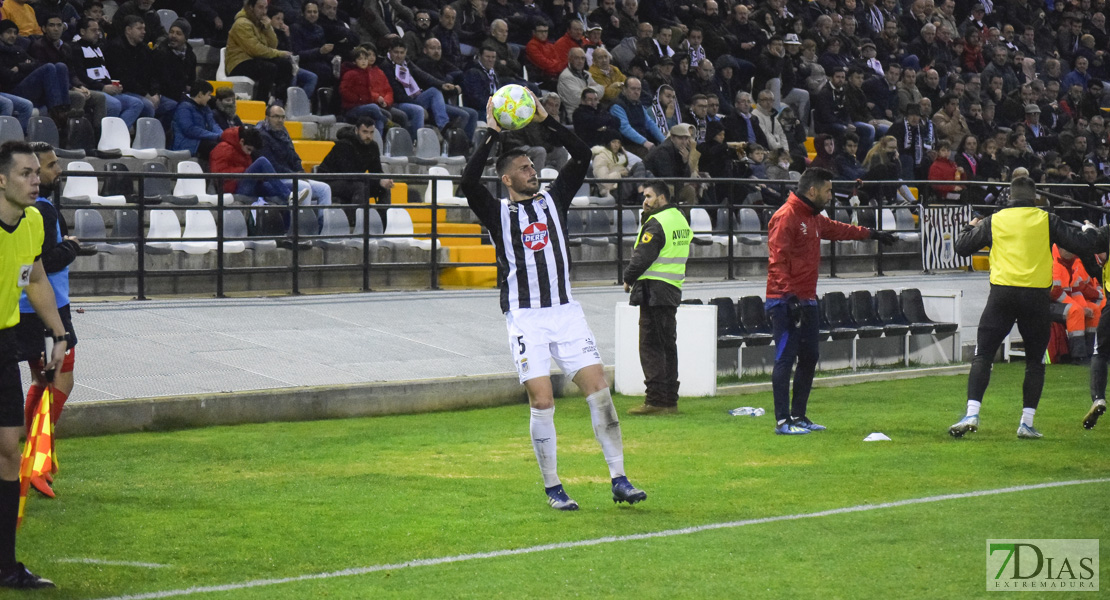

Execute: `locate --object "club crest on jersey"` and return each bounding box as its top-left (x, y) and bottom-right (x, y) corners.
top-left (522, 222), bottom-right (549, 250)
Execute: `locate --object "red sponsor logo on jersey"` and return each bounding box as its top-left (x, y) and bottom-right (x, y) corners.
top-left (522, 222), bottom-right (549, 250)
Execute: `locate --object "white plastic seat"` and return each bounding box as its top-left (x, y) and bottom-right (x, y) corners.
top-left (147, 209), bottom-right (182, 251)
top-left (350, 208), bottom-right (384, 248)
top-left (383, 207), bottom-right (437, 250)
top-left (689, 207), bottom-right (715, 245)
top-left (424, 166), bottom-right (467, 206)
top-left (181, 210), bottom-right (246, 254)
top-left (894, 208), bottom-right (920, 243)
top-left (61, 161), bottom-right (127, 205)
top-left (217, 47), bottom-right (255, 98)
top-left (173, 161), bottom-right (221, 205)
top-left (317, 208), bottom-right (353, 248)
top-left (98, 117), bottom-right (158, 159)
top-left (737, 208), bottom-right (766, 245)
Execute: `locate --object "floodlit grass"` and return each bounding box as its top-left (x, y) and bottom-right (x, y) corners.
top-left (8, 363), bottom-right (1109, 599)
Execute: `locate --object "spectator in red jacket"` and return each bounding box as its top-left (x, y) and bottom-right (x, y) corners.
top-left (927, 138), bottom-right (961, 201)
top-left (525, 22), bottom-right (562, 79)
top-left (765, 167), bottom-right (896, 435)
top-left (340, 46), bottom-right (399, 135)
top-left (209, 125), bottom-right (292, 201)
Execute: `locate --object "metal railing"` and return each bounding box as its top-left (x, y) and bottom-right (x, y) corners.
top-left (58, 169), bottom-right (1110, 299)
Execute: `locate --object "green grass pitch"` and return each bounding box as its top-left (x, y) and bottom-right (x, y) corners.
top-left (8, 362), bottom-right (1109, 599)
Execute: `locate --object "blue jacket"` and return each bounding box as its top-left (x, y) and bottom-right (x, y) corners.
top-left (170, 98), bottom-right (223, 155)
top-left (258, 123), bottom-right (303, 174)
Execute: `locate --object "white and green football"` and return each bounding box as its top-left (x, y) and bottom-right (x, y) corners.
top-left (490, 84), bottom-right (536, 131)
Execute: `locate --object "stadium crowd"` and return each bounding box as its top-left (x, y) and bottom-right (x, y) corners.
top-left (0, 0), bottom-right (1106, 212)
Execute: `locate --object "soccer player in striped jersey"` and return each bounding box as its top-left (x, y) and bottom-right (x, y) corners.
top-left (460, 92), bottom-right (647, 511)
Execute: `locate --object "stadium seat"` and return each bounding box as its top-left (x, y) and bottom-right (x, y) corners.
top-left (847, 290), bottom-right (889, 338)
top-left (286, 86), bottom-right (335, 134)
top-left (352, 207), bottom-right (385, 248)
top-left (101, 162), bottom-right (135, 202)
top-left (0, 116), bottom-right (22, 143)
top-left (383, 128), bottom-right (416, 174)
top-left (60, 161), bottom-right (127, 206)
top-left (181, 210), bottom-right (246, 254)
top-left (415, 127), bottom-right (465, 173)
top-left (292, 140), bottom-right (334, 173)
top-left (874, 289), bottom-right (924, 335)
top-left (680, 298), bottom-right (703, 304)
top-left (143, 162), bottom-right (196, 205)
top-left (737, 208), bottom-right (765, 245)
top-left (224, 208), bottom-right (277, 251)
top-left (174, 161), bottom-right (221, 205)
top-left (235, 100), bottom-right (267, 123)
top-left (383, 207), bottom-right (438, 250)
top-left (821, 291), bottom-right (860, 340)
top-left (28, 117), bottom-right (84, 159)
top-left (539, 168), bottom-right (558, 188)
top-left (147, 209), bottom-right (183, 252)
top-left (584, 209), bottom-right (613, 246)
top-left (66, 117), bottom-right (100, 155)
top-left (816, 296), bottom-right (832, 341)
top-left (217, 47), bottom-right (255, 98)
top-left (424, 166), bottom-right (467, 206)
top-left (98, 117), bottom-right (158, 159)
top-left (134, 117), bottom-right (191, 162)
top-left (74, 209), bottom-right (135, 254)
top-left (708, 297), bottom-right (747, 348)
top-left (900, 288), bottom-right (958, 334)
top-left (317, 208), bottom-right (352, 248)
top-left (565, 209), bottom-right (586, 246)
top-left (894, 208), bottom-right (920, 243)
top-left (618, 209), bottom-right (638, 240)
top-left (737, 296), bottom-right (775, 343)
top-left (156, 9), bottom-right (177, 32)
top-left (689, 208), bottom-right (714, 245)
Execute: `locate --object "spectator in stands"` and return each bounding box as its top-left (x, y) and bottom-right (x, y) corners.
top-left (591, 129), bottom-right (643, 203)
top-left (78, 1), bottom-right (109, 39)
top-left (558, 47), bottom-right (603, 119)
top-left (864, 61), bottom-right (902, 123)
top-left (861, 135), bottom-right (917, 205)
top-left (933, 93), bottom-right (971, 144)
top-left (755, 36), bottom-right (810, 126)
top-left (644, 123), bottom-right (697, 205)
top-left (572, 87), bottom-right (620, 148)
top-left (723, 91), bottom-right (765, 147)
top-left (317, 118), bottom-right (393, 220)
top-left (886, 104), bottom-right (933, 180)
top-left (982, 46), bottom-right (1020, 96)
top-left (486, 19), bottom-right (524, 79)
top-left (927, 138), bottom-right (962, 201)
top-left (212, 87), bottom-right (243, 131)
top-left (609, 76), bottom-right (663, 157)
top-left (383, 40), bottom-right (477, 139)
top-left (814, 67), bottom-right (873, 160)
top-left (257, 104), bottom-right (332, 215)
top-left (170, 80), bottom-right (223, 159)
top-left (290, 1), bottom-right (339, 93)
top-left (360, 0), bottom-right (414, 41)
top-left (0, 0), bottom-right (41, 36)
top-left (752, 90), bottom-right (789, 153)
top-left (153, 19), bottom-right (199, 109)
top-left (1063, 56), bottom-right (1092, 92)
top-left (340, 46), bottom-right (403, 135)
top-left (111, 0), bottom-right (163, 44)
top-left (415, 38), bottom-right (463, 93)
top-left (105, 16), bottom-right (173, 128)
top-left (526, 22), bottom-right (562, 80)
top-left (642, 55), bottom-right (674, 97)
top-left (0, 20), bottom-right (71, 130)
top-left (588, 47), bottom-right (626, 103)
top-left (226, 0), bottom-right (295, 105)
top-left (210, 125), bottom-right (297, 202)
top-left (33, 0), bottom-right (79, 34)
top-left (67, 17), bottom-right (142, 127)
top-left (402, 9), bottom-right (436, 61)
top-left (28, 14), bottom-right (105, 126)
top-left (461, 45), bottom-right (499, 113)
top-left (454, 0), bottom-right (489, 57)
top-left (648, 84), bottom-right (681, 142)
top-left (268, 7), bottom-right (318, 99)
top-left (433, 6), bottom-right (467, 71)
top-left (317, 0), bottom-right (358, 60)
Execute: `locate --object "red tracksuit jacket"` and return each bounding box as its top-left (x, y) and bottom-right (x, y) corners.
top-left (766, 191), bottom-right (872, 301)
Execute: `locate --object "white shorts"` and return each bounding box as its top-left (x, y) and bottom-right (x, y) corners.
top-left (505, 301), bottom-right (603, 383)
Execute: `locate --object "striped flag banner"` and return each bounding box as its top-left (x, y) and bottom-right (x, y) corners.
top-left (921, 205), bottom-right (973, 271)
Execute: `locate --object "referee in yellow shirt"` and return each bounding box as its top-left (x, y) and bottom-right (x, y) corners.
top-left (0, 141), bottom-right (66, 589)
top-left (950, 176), bottom-right (1096, 440)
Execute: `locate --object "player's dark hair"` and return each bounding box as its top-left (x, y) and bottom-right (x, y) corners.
top-left (238, 126), bottom-right (263, 149)
top-left (29, 142), bottom-right (54, 155)
top-left (797, 167), bottom-right (834, 197)
top-left (0, 141), bottom-right (34, 176)
top-left (496, 149), bottom-right (529, 175)
top-left (1009, 176), bottom-right (1037, 204)
top-left (121, 14), bottom-right (143, 30)
top-left (193, 80), bottom-right (214, 95)
top-left (644, 180), bottom-right (670, 201)
top-left (355, 117), bottom-right (376, 130)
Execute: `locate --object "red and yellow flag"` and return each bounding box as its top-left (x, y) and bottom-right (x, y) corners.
top-left (18, 386), bottom-right (55, 528)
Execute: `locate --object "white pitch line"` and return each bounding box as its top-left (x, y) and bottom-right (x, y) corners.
top-left (57, 558), bottom-right (171, 569)
top-left (93, 477), bottom-right (1110, 600)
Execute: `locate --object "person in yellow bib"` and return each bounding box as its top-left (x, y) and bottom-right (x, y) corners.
top-left (0, 141), bottom-right (66, 589)
top-left (624, 181), bottom-right (692, 415)
top-left (951, 176), bottom-right (1096, 440)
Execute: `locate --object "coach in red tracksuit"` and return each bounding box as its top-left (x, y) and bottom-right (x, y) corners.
top-left (765, 167), bottom-right (897, 435)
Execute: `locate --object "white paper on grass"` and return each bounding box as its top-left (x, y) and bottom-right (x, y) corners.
top-left (863, 433), bottom-right (892, 442)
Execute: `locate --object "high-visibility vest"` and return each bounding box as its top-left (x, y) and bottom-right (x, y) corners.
top-left (989, 206), bottom-right (1052, 288)
top-left (635, 206), bottom-right (692, 289)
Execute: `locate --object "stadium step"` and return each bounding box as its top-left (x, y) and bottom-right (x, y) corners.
top-left (413, 222), bottom-right (484, 246)
top-left (447, 245), bottom-right (495, 263)
top-left (439, 266), bottom-right (497, 288)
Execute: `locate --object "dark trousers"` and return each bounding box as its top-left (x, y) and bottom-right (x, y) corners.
top-left (968, 285), bottom-right (1051, 409)
top-left (768, 302), bottom-right (820, 422)
top-left (231, 57), bottom-right (294, 102)
top-left (639, 304), bottom-right (678, 406)
top-left (1091, 299), bottom-right (1110, 401)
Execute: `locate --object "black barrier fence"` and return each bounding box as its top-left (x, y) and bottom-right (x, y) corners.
top-left (53, 169), bottom-right (1110, 299)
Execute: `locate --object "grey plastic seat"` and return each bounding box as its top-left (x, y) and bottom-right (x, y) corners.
top-left (286, 86), bottom-right (335, 135)
top-left (318, 208), bottom-right (352, 248)
top-left (144, 162), bottom-right (196, 205)
top-left (74, 209), bottom-right (135, 254)
top-left (351, 207), bottom-right (385, 248)
top-left (134, 117), bottom-right (191, 161)
top-left (0, 115), bottom-right (22, 144)
top-left (415, 127), bottom-right (465, 172)
top-left (383, 127), bottom-right (416, 174)
top-left (225, 209), bottom-right (277, 251)
top-left (28, 117), bottom-right (85, 159)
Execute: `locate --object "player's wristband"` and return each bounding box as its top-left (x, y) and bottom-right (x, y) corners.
top-left (52, 334), bottom-right (66, 342)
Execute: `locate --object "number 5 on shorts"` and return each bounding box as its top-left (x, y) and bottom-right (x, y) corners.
top-left (516, 335), bottom-right (526, 355)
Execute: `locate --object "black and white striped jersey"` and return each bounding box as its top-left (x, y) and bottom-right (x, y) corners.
top-left (460, 118), bottom-right (592, 313)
